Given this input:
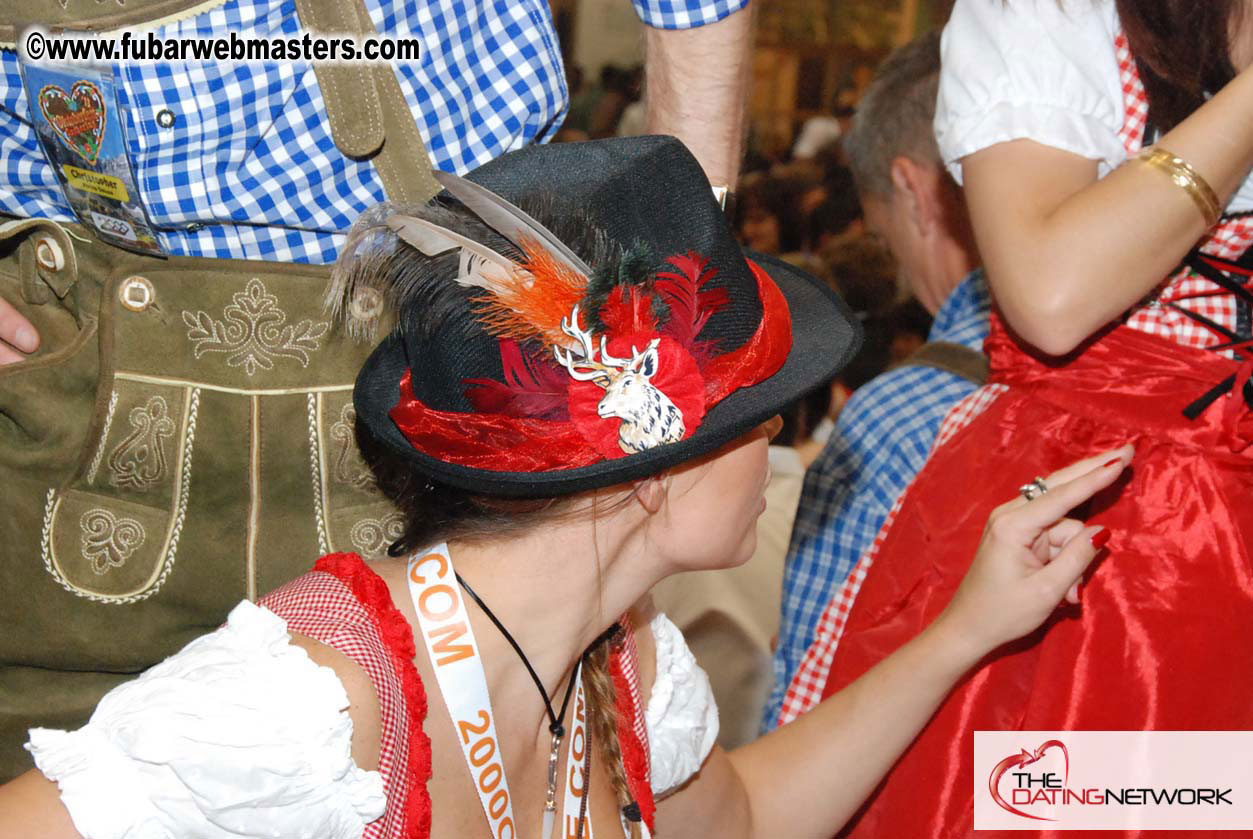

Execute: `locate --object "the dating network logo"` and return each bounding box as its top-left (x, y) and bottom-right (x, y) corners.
top-left (983, 733), bottom-right (1235, 828)
top-left (988, 739), bottom-right (1070, 821)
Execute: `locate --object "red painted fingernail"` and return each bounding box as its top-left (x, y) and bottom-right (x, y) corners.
top-left (1090, 528), bottom-right (1111, 550)
top-left (1102, 457), bottom-right (1122, 468)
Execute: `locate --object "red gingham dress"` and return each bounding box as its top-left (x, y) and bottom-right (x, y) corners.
top-left (261, 553), bottom-right (657, 839)
top-left (780, 30), bottom-right (1253, 729)
top-left (261, 555), bottom-right (433, 839)
top-left (782, 32), bottom-right (1253, 839)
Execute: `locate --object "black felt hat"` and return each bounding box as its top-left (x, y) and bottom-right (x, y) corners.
top-left (346, 136), bottom-right (860, 497)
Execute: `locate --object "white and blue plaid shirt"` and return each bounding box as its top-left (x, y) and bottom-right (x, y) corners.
top-left (762, 270), bottom-right (992, 731)
top-left (0, 0), bottom-right (746, 263)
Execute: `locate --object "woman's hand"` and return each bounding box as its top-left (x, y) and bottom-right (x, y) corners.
top-left (702, 443), bottom-right (1132, 839)
top-left (935, 444), bottom-right (1133, 658)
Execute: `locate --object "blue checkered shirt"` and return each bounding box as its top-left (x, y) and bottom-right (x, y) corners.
top-left (0, 0), bottom-right (746, 263)
top-left (762, 270), bottom-right (992, 731)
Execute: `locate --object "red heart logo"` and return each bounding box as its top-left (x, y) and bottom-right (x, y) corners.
top-left (38, 81), bottom-right (107, 165)
top-left (988, 739), bottom-right (1070, 821)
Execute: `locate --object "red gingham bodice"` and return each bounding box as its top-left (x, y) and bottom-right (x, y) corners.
top-left (1115, 33), bottom-right (1253, 350)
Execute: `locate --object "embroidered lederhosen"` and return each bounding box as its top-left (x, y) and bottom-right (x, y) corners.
top-left (0, 0), bottom-right (440, 779)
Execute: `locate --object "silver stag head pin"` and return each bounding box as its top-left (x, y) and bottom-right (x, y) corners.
top-left (553, 305), bottom-right (686, 454)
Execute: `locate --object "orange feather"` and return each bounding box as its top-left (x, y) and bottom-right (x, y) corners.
top-left (472, 237), bottom-right (587, 347)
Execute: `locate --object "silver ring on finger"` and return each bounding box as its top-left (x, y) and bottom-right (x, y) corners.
top-left (1018, 476), bottom-right (1049, 501)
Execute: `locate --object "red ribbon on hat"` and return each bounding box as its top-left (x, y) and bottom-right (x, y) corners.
top-left (388, 260), bottom-right (792, 473)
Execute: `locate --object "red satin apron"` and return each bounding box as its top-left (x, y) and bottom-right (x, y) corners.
top-left (821, 313), bottom-right (1253, 839)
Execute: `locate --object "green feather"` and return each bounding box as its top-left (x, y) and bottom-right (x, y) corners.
top-left (585, 240), bottom-right (664, 334)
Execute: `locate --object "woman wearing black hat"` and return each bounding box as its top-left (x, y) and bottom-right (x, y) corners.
top-left (0, 137), bottom-right (1131, 839)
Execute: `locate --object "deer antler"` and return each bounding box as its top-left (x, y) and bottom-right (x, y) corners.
top-left (553, 306), bottom-right (621, 383)
top-left (560, 306), bottom-right (597, 357)
top-left (602, 337), bottom-right (662, 373)
top-left (600, 336), bottom-right (626, 368)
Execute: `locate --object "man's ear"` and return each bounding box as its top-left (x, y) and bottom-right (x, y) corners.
top-left (889, 156), bottom-right (941, 238)
top-left (633, 473), bottom-right (667, 514)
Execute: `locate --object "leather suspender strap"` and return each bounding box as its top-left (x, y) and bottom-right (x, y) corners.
top-left (369, 61), bottom-right (444, 204)
top-left (291, 0), bottom-right (386, 159)
top-left (904, 341), bottom-right (990, 386)
top-left (293, 0), bottom-right (442, 205)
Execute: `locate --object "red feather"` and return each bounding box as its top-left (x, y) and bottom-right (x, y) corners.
top-left (464, 340), bottom-right (570, 419)
top-left (655, 253), bottom-right (730, 346)
top-left (599, 285), bottom-right (659, 336)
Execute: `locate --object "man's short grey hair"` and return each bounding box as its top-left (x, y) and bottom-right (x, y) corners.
top-left (844, 30), bottom-right (943, 200)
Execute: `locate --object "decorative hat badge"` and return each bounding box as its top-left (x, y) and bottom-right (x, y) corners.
top-left (553, 306), bottom-right (685, 454)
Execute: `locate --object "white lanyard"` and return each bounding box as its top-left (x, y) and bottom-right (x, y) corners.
top-left (563, 676), bottom-right (595, 839)
top-left (407, 544), bottom-right (597, 839)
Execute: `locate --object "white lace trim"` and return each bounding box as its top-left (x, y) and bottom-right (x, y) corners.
top-left (645, 612), bottom-right (719, 796)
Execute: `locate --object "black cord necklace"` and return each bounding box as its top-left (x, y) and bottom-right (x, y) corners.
top-left (456, 572), bottom-right (583, 839)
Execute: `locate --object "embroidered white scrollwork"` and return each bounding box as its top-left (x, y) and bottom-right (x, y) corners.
top-left (306, 393), bottom-right (331, 556)
top-left (80, 509), bottom-right (146, 575)
top-left (182, 278), bottom-right (329, 375)
top-left (107, 396), bottom-right (175, 491)
top-left (42, 389), bottom-right (200, 604)
top-left (349, 512), bottom-right (406, 559)
top-left (330, 404), bottom-right (374, 489)
top-left (86, 391), bottom-right (119, 486)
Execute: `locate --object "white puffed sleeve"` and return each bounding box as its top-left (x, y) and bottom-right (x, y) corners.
top-left (25, 601), bottom-right (386, 839)
top-left (645, 613), bottom-right (719, 797)
top-left (935, 0), bottom-right (1127, 183)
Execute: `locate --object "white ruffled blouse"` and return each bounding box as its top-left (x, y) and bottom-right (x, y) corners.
top-left (936, 0), bottom-right (1253, 211)
top-left (26, 603), bottom-right (718, 838)
top-left (644, 612), bottom-right (720, 797)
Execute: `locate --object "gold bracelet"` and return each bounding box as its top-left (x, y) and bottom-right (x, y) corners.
top-left (1136, 147), bottom-right (1223, 227)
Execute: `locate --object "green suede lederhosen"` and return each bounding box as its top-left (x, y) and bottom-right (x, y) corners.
top-left (1, 0), bottom-right (441, 779)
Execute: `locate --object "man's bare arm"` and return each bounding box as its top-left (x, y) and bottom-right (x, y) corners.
top-left (643, 5), bottom-right (754, 189)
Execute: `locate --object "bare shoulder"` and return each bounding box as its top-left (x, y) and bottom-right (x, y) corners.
top-left (288, 632), bottom-right (382, 772)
